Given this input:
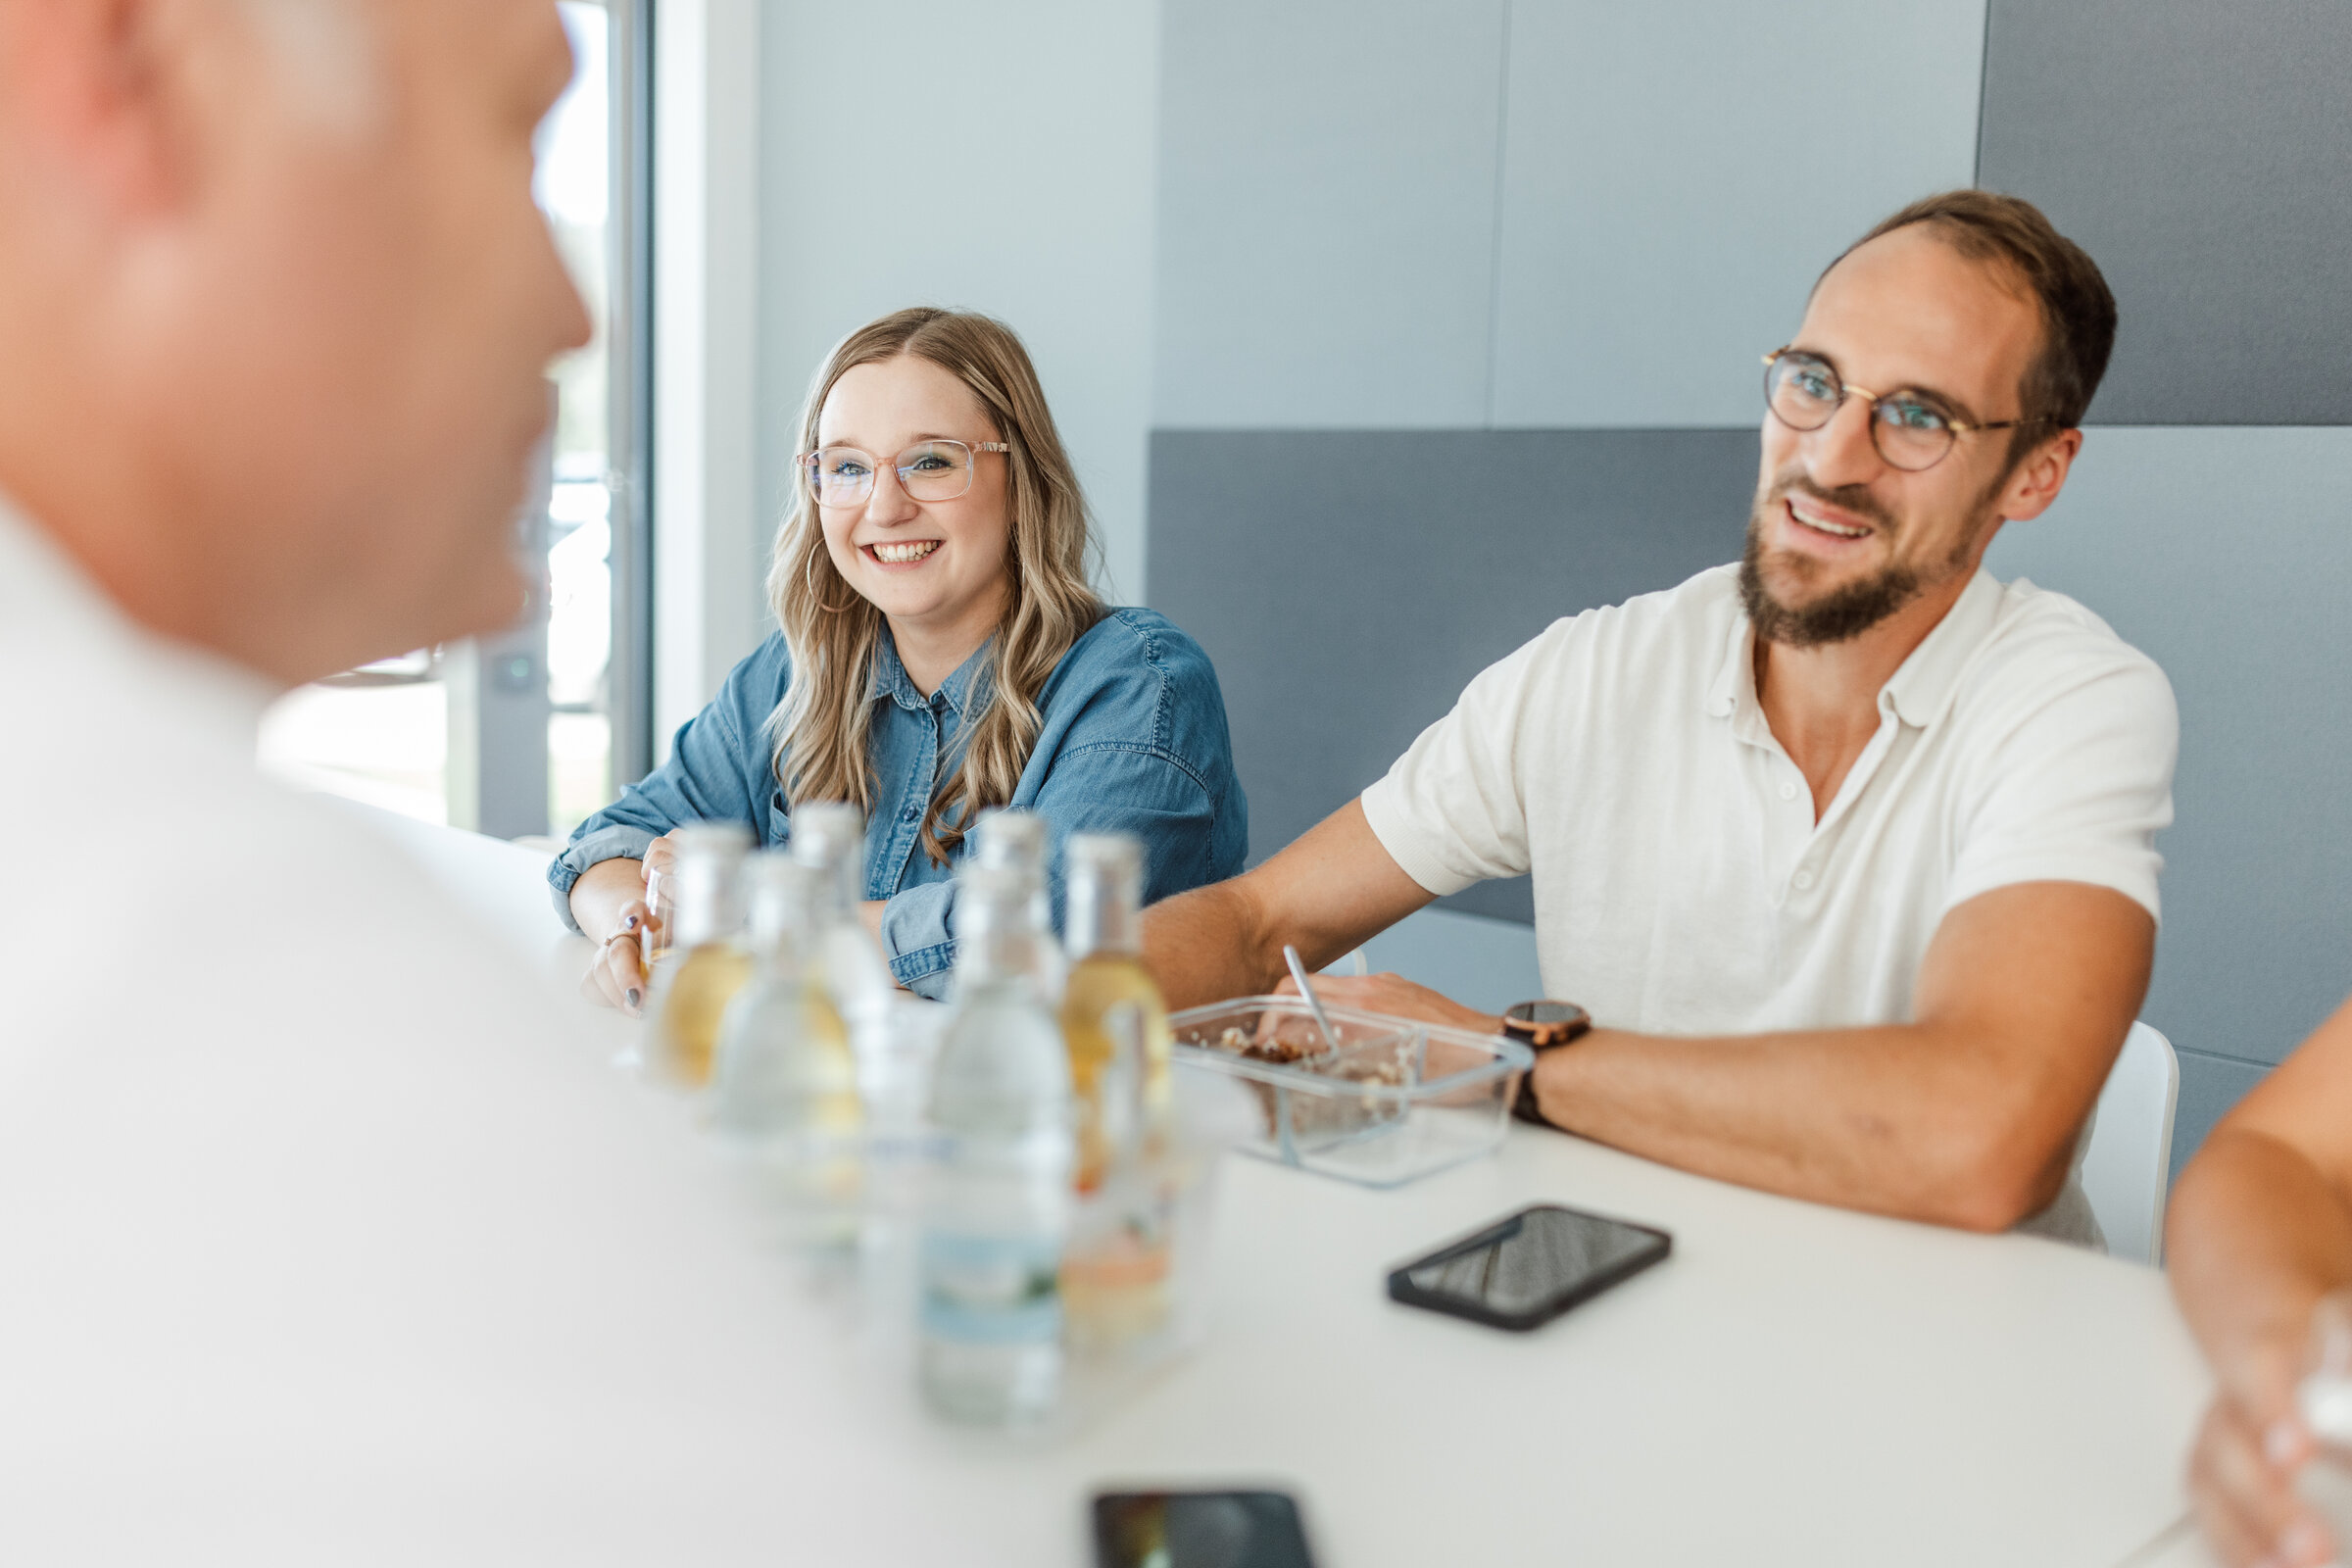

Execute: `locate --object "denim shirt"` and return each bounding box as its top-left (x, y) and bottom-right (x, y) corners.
top-left (550, 608), bottom-right (1248, 1000)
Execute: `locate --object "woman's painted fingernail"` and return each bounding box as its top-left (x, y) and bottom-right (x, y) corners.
top-left (624, 988), bottom-right (642, 1009)
top-left (621, 913), bottom-right (640, 932)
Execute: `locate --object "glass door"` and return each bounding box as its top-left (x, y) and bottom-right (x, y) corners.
top-left (257, 0), bottom-right (646, 841)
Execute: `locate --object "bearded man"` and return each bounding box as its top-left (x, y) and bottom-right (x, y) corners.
top-left (1146, 190), bottom-right (2176, 1245)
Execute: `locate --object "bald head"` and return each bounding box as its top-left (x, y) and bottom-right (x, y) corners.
top-left (0, 0), bottom-right (587, 685)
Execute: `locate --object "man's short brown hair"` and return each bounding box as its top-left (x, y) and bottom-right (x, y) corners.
top-left (1833, 189), bottom-right (2118, 444)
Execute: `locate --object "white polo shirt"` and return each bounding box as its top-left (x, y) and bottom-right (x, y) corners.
top-left (1363, 564), bottom-right (2176, 1236)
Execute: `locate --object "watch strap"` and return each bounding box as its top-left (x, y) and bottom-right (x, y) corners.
top-left (1502, 1002), bottom-right (1591, 1129)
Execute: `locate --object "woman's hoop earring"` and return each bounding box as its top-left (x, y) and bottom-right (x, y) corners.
top-left (803, 548), bottom-right (861, 615)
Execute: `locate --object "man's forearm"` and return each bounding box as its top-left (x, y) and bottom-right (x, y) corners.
top-left (2170, 1129), bottom-right (2352, 1372)
top-left (1525, 881), bottom-right (2147, 1231)
top-left (1534, 1021), bottom-right (2086, 1230)
top-left (1141, 878), bottom-right (1286, 1009)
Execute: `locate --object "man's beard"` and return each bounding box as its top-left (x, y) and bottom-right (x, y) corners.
top-left (1737, 477), bottom-right (1984, 649)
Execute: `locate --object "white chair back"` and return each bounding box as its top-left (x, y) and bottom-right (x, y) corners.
top-left (2080, 1021), bottom-right (2180, 1265)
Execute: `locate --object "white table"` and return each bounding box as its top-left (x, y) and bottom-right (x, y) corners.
top-left (381, 810), bottom-right (2212, 1568)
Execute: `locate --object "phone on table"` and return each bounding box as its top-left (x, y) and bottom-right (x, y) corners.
top-left (1387, 1202), bottom-right (1671, 1332)
top-left (1091, 1489), bottom-right (1315, 1568)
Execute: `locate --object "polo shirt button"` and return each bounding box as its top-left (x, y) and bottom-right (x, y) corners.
top-left (1778, 781), bottom-right (1797, 802)
top-left (1792, 868), bottom-right (1816, 891)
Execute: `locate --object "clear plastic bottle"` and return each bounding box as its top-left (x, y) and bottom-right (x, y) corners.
top-left (971, 808), bottom-right (1065, 1003)
top-left (918, 861), bottom-right (1074, 1426)
top-left (710, 853), bottom-right (862, 1255)
top-left (1056, 832), bottom-right (1175, 1351)
top-left (788, 803), bottom-right (892, 1008)
top-left (788, 802), bottom-right (899, 1054)
top-left (1057, 832), bottom-right (1174, 1190)
top-left (648, 821), bottom-right (755, 1088)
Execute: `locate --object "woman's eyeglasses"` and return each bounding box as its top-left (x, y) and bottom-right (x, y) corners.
top-left (800, 439), bottom-right (1010, 508)
top-left (1762, 348), bottom-right (2047, 472)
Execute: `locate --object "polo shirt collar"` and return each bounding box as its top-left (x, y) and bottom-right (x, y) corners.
top-left (1705, 612), bottom-right (1746, 721)
top-left (871, 626), bottom-right (993, 716)
top-left (1881, 567), bottom-right (2002, 729)
top-left (1707, 565), bottom-right (2004, 735)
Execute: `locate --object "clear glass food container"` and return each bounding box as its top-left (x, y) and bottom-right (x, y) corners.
top-left (1167, 998), bottom-right (1533, 1189)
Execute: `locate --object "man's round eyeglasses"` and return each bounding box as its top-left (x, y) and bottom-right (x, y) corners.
top-left (1762, 348), bottom-right (2048, 473)
top-left (800, 439), bottom-right (1011, 508)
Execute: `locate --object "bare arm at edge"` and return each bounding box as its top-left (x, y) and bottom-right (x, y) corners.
top-left (2167, 998), bottom-right (2352, 1568)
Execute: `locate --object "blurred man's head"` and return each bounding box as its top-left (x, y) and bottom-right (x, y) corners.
top-left (0, 0), bottom-right (588, 685)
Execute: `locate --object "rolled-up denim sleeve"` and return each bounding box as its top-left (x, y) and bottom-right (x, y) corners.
top-left (878, 880), bottom-right (958, 1001)
top-left (545, 637), bottom-right (787, 932)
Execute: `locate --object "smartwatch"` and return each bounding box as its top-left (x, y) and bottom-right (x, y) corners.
top-left (1500, 1000), bottom-right (1591, 1128)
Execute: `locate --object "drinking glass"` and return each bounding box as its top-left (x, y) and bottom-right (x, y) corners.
top-left (642, 860), bottom-right (675, 970)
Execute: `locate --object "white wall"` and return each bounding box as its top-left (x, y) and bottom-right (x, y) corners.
top-left (754, 0), bottom-right (1162, 615)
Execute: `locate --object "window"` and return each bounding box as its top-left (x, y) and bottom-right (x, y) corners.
top-left (257, 0), bottom-right (652, 841)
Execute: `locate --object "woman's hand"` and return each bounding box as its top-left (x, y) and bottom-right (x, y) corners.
top-left (582, 912), bottom-right (654, 1015)
top-left (569, 839), bottom-right (678, 1016)
top-left (641, 831), bottom-right (679, 890)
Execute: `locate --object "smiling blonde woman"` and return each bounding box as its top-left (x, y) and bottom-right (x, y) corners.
top-left (557, 307), bottom-right (1248, 1004)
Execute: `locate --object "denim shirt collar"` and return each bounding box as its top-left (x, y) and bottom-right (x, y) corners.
top-left (871, 626), bottom-right (994, 717)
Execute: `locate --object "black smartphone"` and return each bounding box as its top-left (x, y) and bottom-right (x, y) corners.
top-left (1386, 1202), bottom-right (1672, 1332)
top-left (1091, 1489), bottom-right (1315, 1568)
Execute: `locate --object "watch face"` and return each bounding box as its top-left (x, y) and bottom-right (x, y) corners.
top-left (1508, 1002), bottom-right (1584, 1026)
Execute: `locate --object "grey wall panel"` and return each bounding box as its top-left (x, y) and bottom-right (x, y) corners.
top-left (1149, 427), bottom-right (1759, 922)
top-left (1152, 0), bottom-right (1509, 429)
top-left (1979, 1), bottom-right (2352, 425)
top-left (1491, 1), bottom-right (1984, 428)
top-left (1984, 427), bottom-right (2352, 1078)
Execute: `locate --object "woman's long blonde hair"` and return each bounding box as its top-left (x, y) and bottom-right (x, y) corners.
top-left (766, 308), bottom-right (1104, 864)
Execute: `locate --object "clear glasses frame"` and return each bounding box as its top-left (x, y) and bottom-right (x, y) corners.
top-left (799, 439), bottom-right (1011, 509)
top-left (1761, 348), bottom-right (2047, 472)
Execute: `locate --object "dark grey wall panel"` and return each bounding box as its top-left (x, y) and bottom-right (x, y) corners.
top-left (1979, 0), bottom-right (2352, 424)
top-left (1150, 427), bottom-right (1760, 922)
top-left (1984, 427), bottom-right (2352, 1077)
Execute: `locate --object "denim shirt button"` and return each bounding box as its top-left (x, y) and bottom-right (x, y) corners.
top-left (902, 805), bottom-right (921, 822)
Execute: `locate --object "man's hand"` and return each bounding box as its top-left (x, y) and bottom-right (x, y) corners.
top-left (1273, 970), bottom-right (1500, 1038)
